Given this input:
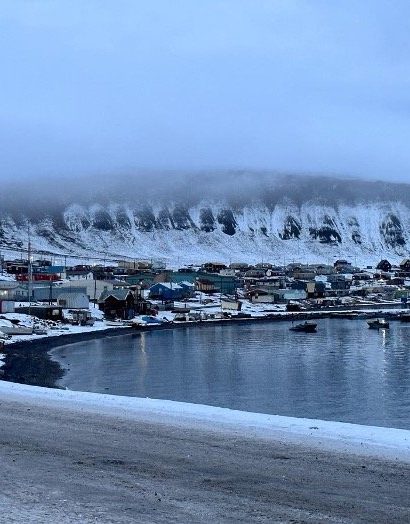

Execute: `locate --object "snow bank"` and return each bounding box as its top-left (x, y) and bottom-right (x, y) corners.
top-left (1, 380), bottom-right (409, 463)
top-left (2, 318), bottom-right (126, 346)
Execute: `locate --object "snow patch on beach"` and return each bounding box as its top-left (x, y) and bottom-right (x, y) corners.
top-left (0, 380), bottom-right (409, 463)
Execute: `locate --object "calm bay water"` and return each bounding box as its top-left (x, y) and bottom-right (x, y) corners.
top-left (52, 319), bottom-right (410, 429)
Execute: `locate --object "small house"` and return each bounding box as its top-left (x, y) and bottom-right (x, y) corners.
top-left (98, 289), bottom-right (136, 319)
top-left (32, 285), bottom-right (87, 303)
top-left (247, 289), bottom-right (275, 304)
top-left (334, 260), bottom-right (352, 273)
top-left (201, 262), bottom-right (227, 273)
top-left (0, 281), bottom-right (19, 300)
top-left (66, 269), bottom-right (94, 280)
top-left (243, 269), bottom-right (266, 279)
top-left (229, 262), bottom-right (249, 271)
top-left (15, 305), bottom-right (64, 321)
top-left (149, 283), bottom-right (185, 301)
top-left (328, 274), bottom-right (351, 290)
top-left (306, 281), bottom-right (326, 298)
top-left (400, 259), bottom-right (410, 271)
top-left (179, 281), bottom-right (195, 298)
top-left (57, 292), bottom-right (90, 309)
top-left (195, 279), bottom-right (218, 294)
top-left (4, 260), bottom-right (28, 275)
top-left (376, 259), bottom-right (392, 272)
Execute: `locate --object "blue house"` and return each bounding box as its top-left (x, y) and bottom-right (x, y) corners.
top-left (179, 281), bottom-right (195, 298)
top-left (149, 283), bottom-right (185, 301)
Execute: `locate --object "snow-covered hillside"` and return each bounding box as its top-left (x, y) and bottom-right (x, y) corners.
top-left (1, 174), bottom-right (410, 265)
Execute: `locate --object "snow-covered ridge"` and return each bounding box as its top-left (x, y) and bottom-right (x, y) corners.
top-left (1, 198), bottom-right (410, 265)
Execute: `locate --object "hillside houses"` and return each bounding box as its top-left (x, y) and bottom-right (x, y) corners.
top-left (1, 252), bottom-right (410, 324)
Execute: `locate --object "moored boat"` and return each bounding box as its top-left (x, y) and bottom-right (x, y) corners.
top-left (367, 318), bottom-right (389, 329)
top-left (290, 321), bottom-right (317, 333)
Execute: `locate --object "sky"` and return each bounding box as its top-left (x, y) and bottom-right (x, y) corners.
top-left (1, 1), bottom-right (410, 182)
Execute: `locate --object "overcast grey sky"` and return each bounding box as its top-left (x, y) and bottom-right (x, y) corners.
top-left (1, 1), bottom-right (410, 181)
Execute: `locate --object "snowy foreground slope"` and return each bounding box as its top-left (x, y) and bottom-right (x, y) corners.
top-left (1, 380), bottom-right (410, 463)
top-left (2, 174), bottom-right (410, 265)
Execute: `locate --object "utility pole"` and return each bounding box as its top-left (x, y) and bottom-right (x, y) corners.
top-left (49, 275), bottom-right (53, 305)
top-left (27, 226), bottom-right (33, 316)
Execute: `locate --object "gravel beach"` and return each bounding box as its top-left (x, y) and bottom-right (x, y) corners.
top-left (1, 389), bottom-right (410, 523)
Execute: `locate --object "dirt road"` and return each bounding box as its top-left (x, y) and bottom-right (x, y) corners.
top-left (0, 396), bottom-right (409, 523)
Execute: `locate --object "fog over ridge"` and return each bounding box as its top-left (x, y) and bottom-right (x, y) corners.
top-left (3, 172), bottom-right (410, 220)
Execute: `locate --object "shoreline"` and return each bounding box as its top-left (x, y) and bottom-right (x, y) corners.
top-left (2, 385), bottom-right (409, 523)
top-left (3, 301), bottom-right (409, 353)
top-left (1, 379), bottom-right (410, 464)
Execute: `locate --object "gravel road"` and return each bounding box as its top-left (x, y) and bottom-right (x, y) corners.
top-left (1, 397), bottom-right (409, 523)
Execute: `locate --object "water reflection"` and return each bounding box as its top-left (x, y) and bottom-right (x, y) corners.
top-left (52, 319), bottom-right (410, 429)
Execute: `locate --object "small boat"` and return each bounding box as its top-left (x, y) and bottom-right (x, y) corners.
top-left (290, 321), bottom-right (317, 333)
top-left (0, 320), bottom-right (33, 335)
top-left (140, 315), bottom-right (163, 324)
top-left (132, 316), bottom-right (164, 327)
top-left (367, 319), bottom-right (389, 330)
top-left (105, 320), bottom-right (126, 327)
top-left (399, 314), bottom-right (410, 323)
top-left (235, 312), bottom-right (252, 319)
top-left (33, 327), bottom-right (48, 335)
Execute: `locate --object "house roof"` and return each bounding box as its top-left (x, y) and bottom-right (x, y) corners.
top-left (150, 282), bottom-right (183, 290)
top-left (57, 292), bottom-right (88, 300)
top-left (248, 288), bottom-right (272, 295)
top-left (98, 289), bottom-right (133, 302)
top-left (0, 281), bottom-right (19, 290)
top-left (196, 279), bottom-right (215, 285)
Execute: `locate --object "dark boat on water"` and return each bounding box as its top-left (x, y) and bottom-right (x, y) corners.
top-left (399, 313), bottom-right (410, 323)
top-left (367, 319), bottom-right (389, 330)
top-left (290, 321), bottom-right (317, 333)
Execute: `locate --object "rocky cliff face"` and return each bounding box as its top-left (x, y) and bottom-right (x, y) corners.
top-left (1, 174), bottom-right (410, 265)
top-left (1, 201), bottom-right (410, 266)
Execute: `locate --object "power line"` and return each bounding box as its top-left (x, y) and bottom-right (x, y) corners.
top-left (0, 242), bottom-right (136, 264)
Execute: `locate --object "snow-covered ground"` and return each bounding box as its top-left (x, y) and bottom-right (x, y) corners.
top-left (0, 379), bottom-right (409, 463)
top-left (0, 304), bottom-right (127, 347)
top-left (2, 197), bottom-right (410, 266)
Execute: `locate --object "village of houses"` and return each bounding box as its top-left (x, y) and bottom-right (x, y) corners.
top-left (1, 254), bottom-right (410, 348)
